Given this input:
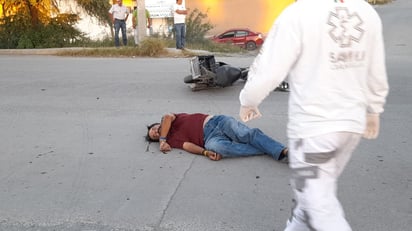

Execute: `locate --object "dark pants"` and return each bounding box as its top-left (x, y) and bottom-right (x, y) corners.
top-left (114, 19), bottom-right (127, 47)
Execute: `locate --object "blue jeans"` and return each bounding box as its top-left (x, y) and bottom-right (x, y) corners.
top-left (174, 23), bottom-right (186, 49)
top-left (114, 19), bottom-right (127, 47)
top-left (203, 115), bottom-right (285, 160)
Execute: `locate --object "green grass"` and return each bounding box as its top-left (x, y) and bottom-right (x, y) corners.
top-left (367, 0), bottom-right (393, 4)
top-left (56, 37), bottom-right (249, 57)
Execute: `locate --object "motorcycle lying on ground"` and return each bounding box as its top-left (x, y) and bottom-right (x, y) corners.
top-left (183, 55), bottom-right (248, 91)
top-left (183, 55), bottom-right (289, 92)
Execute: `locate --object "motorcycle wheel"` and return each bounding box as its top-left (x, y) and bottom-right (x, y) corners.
top-left (184, 75), bottom-right (195, 83)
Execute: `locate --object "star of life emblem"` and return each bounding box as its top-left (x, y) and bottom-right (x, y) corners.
top-left (327, 7), bottom-right (364, 48)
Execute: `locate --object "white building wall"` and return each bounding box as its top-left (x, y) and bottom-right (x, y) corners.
top-left (57, 0), bottom-right (180, 40)
top-left (57, 1), bottom-right (112, 40)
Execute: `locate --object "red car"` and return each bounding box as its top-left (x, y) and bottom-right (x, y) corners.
top-left (211, 28), bottom-right (264, 50)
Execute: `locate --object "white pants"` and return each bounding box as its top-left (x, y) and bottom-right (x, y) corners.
top-left (284, 132), bottom-right (361, 231)
top-left (134, 28), bottom-right (139, 45)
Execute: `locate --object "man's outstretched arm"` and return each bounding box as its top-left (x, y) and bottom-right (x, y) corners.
top-left (183, 142), bottom-right (222, 161)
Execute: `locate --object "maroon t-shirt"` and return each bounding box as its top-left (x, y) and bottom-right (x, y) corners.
top-left (166, 113), bottom-right (208, 149)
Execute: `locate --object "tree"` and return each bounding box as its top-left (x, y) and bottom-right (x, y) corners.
top-left (185, 8), bottom-right (214, 43)
top-left (1, 0), bottom-right (59, 26)
top-left (0, 0), bottom-right (112, 48)
top-left (0, 0), bottom-right (111, 26)
top-left (74, 0), bottom-right (112, 27)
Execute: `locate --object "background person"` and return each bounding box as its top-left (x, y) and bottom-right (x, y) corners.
top-left (109, 0), bottom-right (130, 47)
top-left (173, 0), bottom-right (188, 49)
top-left (132, 5), bottom-right (152, 46)
top-left (238, 0), bottom-right (389, 230)
top-left (146, 113), bottom-right (288, 162)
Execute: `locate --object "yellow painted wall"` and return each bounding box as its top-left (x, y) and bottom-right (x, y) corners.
top-left (112, 0), bottom-right (134, 6)
top-left (187, 0), bottom-right (294, 35)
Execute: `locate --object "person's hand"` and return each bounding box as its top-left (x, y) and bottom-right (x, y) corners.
top-left (363, 114), bottom-right (380, 139)
top-left (239, 105), bottom-right (262, 122)
top-left (160, 141), bottom-right (172, 153)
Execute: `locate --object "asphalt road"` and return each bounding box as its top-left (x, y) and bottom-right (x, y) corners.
top-left (0, 1), bottom-right (411, 231)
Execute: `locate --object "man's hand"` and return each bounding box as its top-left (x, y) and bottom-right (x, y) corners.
top-left (239, 106), bottom-right (262, 122)
top-left (160, 141), bottom-right (172, 153)
top-left (363, 114), bottom-right (380, 139)
top-left (204, 150), bottom-right (222, 161)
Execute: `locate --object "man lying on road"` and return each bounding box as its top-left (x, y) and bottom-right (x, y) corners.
top-left (146, 113), bottom-right (288, 162)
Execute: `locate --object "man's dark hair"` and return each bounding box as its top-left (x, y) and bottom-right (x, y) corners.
top-left (145, 123), bottom-right (160, 142)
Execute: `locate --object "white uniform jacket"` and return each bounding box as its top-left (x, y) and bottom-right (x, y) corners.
top-left (240, 0), bottom-right (389, 138)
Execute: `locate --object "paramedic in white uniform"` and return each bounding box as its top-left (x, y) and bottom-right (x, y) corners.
top-left (238, 0), bottom-right (389, 230)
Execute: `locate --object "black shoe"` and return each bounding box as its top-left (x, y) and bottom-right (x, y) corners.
top-left (280, 155), bottom-right (289, 164)
top-left (275, 81), bottom-right (289, 92)
top-left (278, 148), bottom-right (289, 164)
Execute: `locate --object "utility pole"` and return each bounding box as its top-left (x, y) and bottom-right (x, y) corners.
top-left (137, 0), bottom-right (146, 43)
